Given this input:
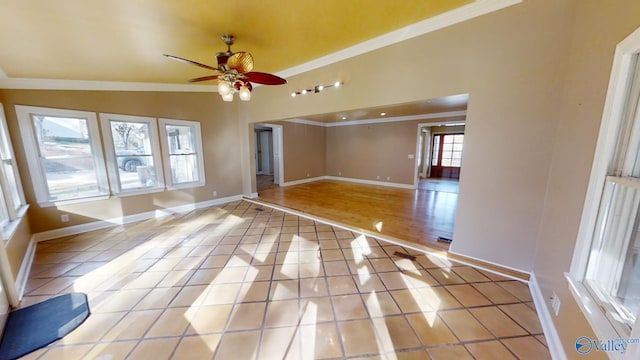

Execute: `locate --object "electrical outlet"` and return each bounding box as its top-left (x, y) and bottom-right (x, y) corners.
top-left (212, 191), bottom-right (217, 197)
top-left (338, 172), bottom-right (341, 176)
top-left (376, 175), bottom-right (380, 180)
top-left (551, 292), bottom-right (561, 316)
top-left (306, 172), bottom-right (310, 177)
top-left (386, 176), bottom-right (390, 181)
top-left (61, 214), bottom-right (69, 223)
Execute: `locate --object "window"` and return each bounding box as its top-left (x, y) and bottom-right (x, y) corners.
top-left (431, 135), bottom-right (440, 166)
top-left (159, 118), bottom-right (205, 189)
top-left (99, 113), bottom-right (164, 195)
top-left (431, 134), bottom-right (464, 167)
top-left (583, 55), bottom-right (640, 334)
top-left (0, 104), bottom-right (26, 214)
top-left (441, 134), bottom-right (464, 167)
top-left (430, 133), bottom-right (464, 179)
top-left (0, 104), bottom-right (27, 239)
top-left (569, 28), bottom-right (640, 347)
top-left (15, 105), bottom-right (109, 205)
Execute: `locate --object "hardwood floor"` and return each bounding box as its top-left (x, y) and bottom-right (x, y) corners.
top-left (256, 174), bottom-right (275, 191)
top-left (255, 179), bottom-right (529, 280)
top-left (256, 180), bottom-right (457, 253)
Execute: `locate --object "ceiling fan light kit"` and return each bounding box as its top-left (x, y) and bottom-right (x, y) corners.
top-left (291, 81), bottom-right (344, 97)
top-left (164, 34), bottom-right (286, 102)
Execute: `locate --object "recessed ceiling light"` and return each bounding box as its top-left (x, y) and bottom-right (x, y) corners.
top-left (341, 116), bottom-right (347, 120)
top-left (380, 112), bottom-right (386, 116)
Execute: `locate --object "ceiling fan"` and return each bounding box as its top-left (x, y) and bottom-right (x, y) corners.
top-left (164, 34), bottom-right (287, 101)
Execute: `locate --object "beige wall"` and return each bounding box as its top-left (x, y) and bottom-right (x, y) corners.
top-left (325, 117), bottom-right (465, 185)
top-left (0, 89), bottom-right (243, 233)
top-left (4, 217), bottom-right (32, 279)
top-left (242, 0), bottom-right (574, 273)
top-left (280, 122), bottom-right (326, 182)
top-left (534, 1), bottom-right (640, 358)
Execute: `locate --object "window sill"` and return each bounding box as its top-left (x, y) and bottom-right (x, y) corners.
top-left (114, 187), bottom-right (165, 198)
top-left (2, 204), bottom-right (30, 244)
top-left (166, 181), bottom-right (206, 190)
top-left (565, 272), bottom-right (630, 359)
top-left (38, 195), bottom-right (110, 208)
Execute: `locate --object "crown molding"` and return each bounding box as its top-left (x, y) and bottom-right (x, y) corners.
top-left (278, 0), bottom-right (522, 79)
top-left (285, 110), bottom-right (467, 128)
top-left (0, 0), bottom-right (521, 92)
top-left (0, 77), bottom-right (216, 92)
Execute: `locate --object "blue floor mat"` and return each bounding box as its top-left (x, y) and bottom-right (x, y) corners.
top-left (0, 293), bottom-right (90, 360)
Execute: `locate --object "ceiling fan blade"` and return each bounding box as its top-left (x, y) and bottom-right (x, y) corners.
top-left (227, 52), bottom-right (254, 74)
top-left (164, 54), bottom-right (220, 72)
top-left (188, 75), bottom-right (220, 83)
top-left (245, 72), bottom-right (287, 85)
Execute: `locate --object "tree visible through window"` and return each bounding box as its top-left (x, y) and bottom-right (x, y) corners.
top-left (99, 113), bottom-right (164, 195)
top-left (16, 106), bottom-right (109, 205)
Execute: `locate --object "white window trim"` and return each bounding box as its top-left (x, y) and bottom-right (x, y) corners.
top-left (99, 113), bottom-right (165, 196)
top-left (15, 105), bottom-right (109, 207)
top-left (567, 26), bottom-right (640, 360)
top-left (0, 104), bottom-right (26, 215)
top-left (158, 118), bottom-right (206, 189)
top-left (0, 104), bottom-right (28, 242)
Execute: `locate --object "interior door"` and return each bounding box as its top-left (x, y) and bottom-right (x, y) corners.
top-left (430, 133), bottom-right (464, 179)
top-left (259, 131), bottom-right (272, 175)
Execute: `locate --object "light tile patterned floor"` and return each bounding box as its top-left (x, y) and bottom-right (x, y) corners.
top-left (19, 201), bottom-right (551, 359)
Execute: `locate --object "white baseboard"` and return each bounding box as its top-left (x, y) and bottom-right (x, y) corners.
top-left (325, 176), bottom-right (416, 189)
top-left (32, 194), bottom-right (244, 243)
top-left (15, 237), bottom-right (36, 300)
top-left (279, 175), bottom-right (416, 189)
top-left (529, 272), bottom-right (567, 360)
top-left (447, 249), bottom-right (530, 279)
top-left (280, 176), bottom-right (326, 187)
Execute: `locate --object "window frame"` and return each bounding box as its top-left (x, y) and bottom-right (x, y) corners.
top-left (0, 103), bottom-right (28, 241)
top-left (158, 118), bottom-right (206, 189)
top-left (99, 113), bottom-right (165, 196)
top-left (567, 26), bottom-right (640, 359)
top-left (15, 105), bottom-right (110, 206)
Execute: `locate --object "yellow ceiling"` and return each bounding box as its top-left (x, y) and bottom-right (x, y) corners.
top-left (0, 0), bottom-right (472, 84)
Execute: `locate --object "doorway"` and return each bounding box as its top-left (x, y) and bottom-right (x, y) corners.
top-left (253, 124), bottom-right (283, 192)
top-left (430, 133), bottom-right (464, 179)
top-left (415, 122), bottom-right (465, 185)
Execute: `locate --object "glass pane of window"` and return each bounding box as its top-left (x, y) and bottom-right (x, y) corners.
top-left (161, 120), bottom-right (204, 188)
top-left (0, 186), bottom-right (8, 228)
top-left (431, 136), bottom-right (440, 166)
top-left (169, 154), bottom-right (200, 184)
top-left (586, 180), bottom-right (640, 329)
top-left (0, 106), bottom-right (24, 212)
top-left (31, 115), bottom-right (104, 201)
top-left (441, 158), bottom-right (452, 166)
top-left (109, 121), bottom-right (158, 190)
top-left (165, 125), bottom-right (196, 155)
top-left (2, 160), bottom-right (22, 210)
